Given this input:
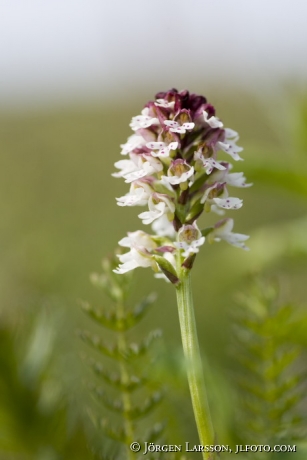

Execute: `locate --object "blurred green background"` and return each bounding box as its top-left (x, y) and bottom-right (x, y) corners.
top-left (1, 84), bottom-right (307, 458)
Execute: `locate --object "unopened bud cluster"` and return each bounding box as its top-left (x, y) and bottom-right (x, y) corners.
top-left (113, 89), bottom-right (251, 281)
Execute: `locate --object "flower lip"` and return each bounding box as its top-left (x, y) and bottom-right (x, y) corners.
top-left (225, 172), bottom-right (252, 188)
top-left (194, 150), bottom-right (226, 175)
top-left (138, 193), bottom-right (175, 225)
top-left (162, 159), bottom-right (194, 186)
top-left (151, 214), bottom-right (176, 238)
top-left (164, 119), bottom-right (195, 134)
top-left (217, 128), bottom-right (243, 161)
top-left (208, 218), bottom-right (250, 250)
top-left (130, 107), bottom-right (159, 131)
top-left (118, 230), bottom-right (157, 250)
top-left (174, 222), bottom-right (205, 258)
top-left (146, 141), bottom-right (178, 158)
top-left (200, 182), bottom-right (227, 204)
top-left (120, 134), bottom-right (146, 155)
top-left (203, 110), bottom-right (223, 129)
top-left (154, 99), bottom-right (175, 109)
top-left (213, 197), bottom-right (243, 210)
top-left (113, 230), bottom-right (158, 274)
top-left (116, 180), bottom-right (153, 207)
top-left (121, 154), bottom-right (163, 183)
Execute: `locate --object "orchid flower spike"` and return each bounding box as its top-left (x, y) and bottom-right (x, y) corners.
top-left (113, 89), bottom-right (250, 282)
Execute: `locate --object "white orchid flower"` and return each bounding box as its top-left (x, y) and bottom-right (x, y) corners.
top-left (138, 194), bottom-right (175, 225)
top-left (174, 222), bottom-right (205, 258)
top-left (203, 110), bottom-right (223, 129)
top-left (164, 119), bottom-right (195, 134)
top-left (208, 218), bottom-right (249, 250)
top-left (130, 107), bottom-right (159, 131)
top-left (113, 231), bottom-right (157, 274)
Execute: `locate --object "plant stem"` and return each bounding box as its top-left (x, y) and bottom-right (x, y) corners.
top-left (176, 270), bottom-right (215, 460)
top-left (117, 302), bottom-right (135, 460)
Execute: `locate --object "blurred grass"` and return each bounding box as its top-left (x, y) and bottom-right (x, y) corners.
top-left (1, 86), bottom-right (307, 457)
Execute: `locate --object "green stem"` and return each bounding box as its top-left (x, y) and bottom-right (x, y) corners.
top-left (176, 270), bottom-right (215, 460)
top-left (117, 302), bottom-right (135, 460)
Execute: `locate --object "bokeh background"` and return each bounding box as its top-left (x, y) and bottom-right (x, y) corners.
top-left (1, 1), bottom-right (307, 458)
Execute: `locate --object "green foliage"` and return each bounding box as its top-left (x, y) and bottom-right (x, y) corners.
top-left (80, 251), bottom-right (165, 460)
top-left (0, 310), bottom-right (94, 459)
top-left (231, 277), bottom-right (306, 449)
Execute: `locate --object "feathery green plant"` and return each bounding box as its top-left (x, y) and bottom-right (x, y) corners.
top-left (80, 250), bottom-right (165, 459)
top-left (231, 277), bottom-right (306, 453)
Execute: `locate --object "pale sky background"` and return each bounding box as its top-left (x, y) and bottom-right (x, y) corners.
top-left (0, 0), bottom-right (306, 108)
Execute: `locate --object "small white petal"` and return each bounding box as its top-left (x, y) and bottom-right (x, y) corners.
top-left (170, 126), bottom-right (186, 133)
top-left (226, 172), bottom-right (252, 188)
top-left (124, 169), bottom-right (147, 183)
top-left (138, 194), bottom-right (174, 225)
top-left (200, 183), bottom-right (220, 204)
top-left (164, 120), bottom-right (194, 134)
top-left (203, 158), bottom-right (226, 174)
top-left (174, 237), bottom-right (205, 258)
top-left (203, 111), bottom-right (223, 129)
top-left (224, 128), bottom-right (238, 138)
top-left (155, 99), bottom-right (175, 109)
top-left (120, 135), bottom-right (145, 155)
top-left (130, 114), bottom-right (159, 131)
top-left (174, 241), bottom-right (187, 250)
top-left (182, 122), bottom-right (195, 130)
top-left (138, 202), bottom-right (165, 225)
top-left (116, 186), bottom-right (149, 207)
top-left (143, 155), bottom-right (164, 172)
top-left (164, 169), bottom-right (194, 185)
top-left (217, 141), bottom-right (243, 161)
top-left (112, 159), bottom-right (138, 178)
top-left (146, 141), bottom-right (178, 158)
top-left (213, 197), bottom-right (243, 210)
top-left (210, 204), bottom-right (225, 215)
top-left (146, 141), bottom-right (165, 149)
top-left (164, 120), bottom-right (179, 128)
top-left (174, 222), bottom-right (205, 257)
top-left (208, 218), bottom-right (250, 250)
top-left (118, 231), bottom-right (156, 250)
top-left (113, 259), bottom-right (139, 274)
top-left (152, 215), bottom-right (175, 237)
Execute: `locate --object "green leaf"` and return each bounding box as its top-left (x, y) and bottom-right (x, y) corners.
top-left (90, 360), bottom-right (146, 392)
top-left (81, 293), bottom-right (157, 331)
top-left (201, 227), bottom-right (214, 237)
top-left (231, 277), bottom-right (306, 443)
top-left (186, 200), bottom-right (204, 223)
top-left (189, 172), bottom-right (208, 193)
top-left (153, 255), bottom-right (179, 284)
top-left (94, 387), bottom-right (163, 420)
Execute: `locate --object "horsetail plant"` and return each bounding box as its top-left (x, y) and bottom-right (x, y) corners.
top-left (113, 89), bottom-right (251, 459)
top-left (80, 252), bottom-right (164, 460)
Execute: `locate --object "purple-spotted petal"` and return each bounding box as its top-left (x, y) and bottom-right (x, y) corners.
top-left (213, 197), bottom-right (243, 210)
top-left (203, 158), bottom-right (226, 174)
